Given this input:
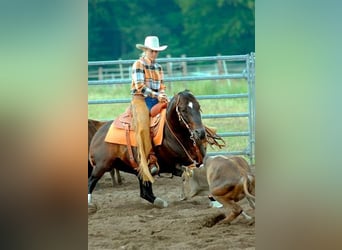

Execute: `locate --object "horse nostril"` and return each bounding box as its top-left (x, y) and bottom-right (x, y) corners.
top-left (195, 128), bottom-right (206, 140)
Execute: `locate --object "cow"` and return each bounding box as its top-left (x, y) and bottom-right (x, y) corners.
top-left (181, 155), bottom-right (255, 225)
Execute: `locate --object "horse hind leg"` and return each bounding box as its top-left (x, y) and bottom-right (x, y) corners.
top-left (88, 165), bottom-right (107, 204)
top-left (88, 160), bottom-right (93, 178)
top-left (110, 169), bottom-right (123, 187)
top-left (115, 169), bottom-right (123, 184)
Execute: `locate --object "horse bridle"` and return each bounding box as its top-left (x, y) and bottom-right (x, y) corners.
top-left (165, 95), bottom-right (204, 167)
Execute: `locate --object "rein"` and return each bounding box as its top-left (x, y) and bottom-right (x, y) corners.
top-left (165, 95), bottom-right (203, 166)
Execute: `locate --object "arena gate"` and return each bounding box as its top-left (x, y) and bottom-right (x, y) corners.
top-left (88, 53), bottom-right (255, 164)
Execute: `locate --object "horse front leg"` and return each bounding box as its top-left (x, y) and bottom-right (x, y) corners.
top-left (138, 178), bottom-right (168, 208)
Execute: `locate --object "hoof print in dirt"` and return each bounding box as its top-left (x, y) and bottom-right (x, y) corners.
top-left (88, 203), bottom-right (97, 214)
top-left (247, 218), bottom-right (255, 226)
top-left (202, 213), bottom-right (226, 227)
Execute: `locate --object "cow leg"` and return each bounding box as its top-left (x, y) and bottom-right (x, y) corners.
top-left (241, 211), bottom-right (253, 220)
top-left (138, 179), bottom-right (168, 208)
top-left (217, 198), bottom-right (243, 224)
top-left (246, 196), bottom-right (255, 209)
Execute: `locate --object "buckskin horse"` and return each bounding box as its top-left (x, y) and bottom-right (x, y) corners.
top-left (88, 90), bottom-right (224, 209)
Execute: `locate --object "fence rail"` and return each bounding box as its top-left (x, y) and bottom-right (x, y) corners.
top-left (88, 55), bottom-right (249, 66)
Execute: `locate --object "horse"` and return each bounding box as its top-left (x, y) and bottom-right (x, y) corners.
top-left (88, 119), bottom-right (122, 186)
top-left (88, 90), bottom-right (224, 209)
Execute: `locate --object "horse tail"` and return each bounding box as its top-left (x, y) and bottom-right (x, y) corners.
top-left (136, 135), bottom-right (154, 183)
top-left (89, 153), bottom-right (95, 168)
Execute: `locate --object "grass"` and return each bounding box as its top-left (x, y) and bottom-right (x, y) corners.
top-left (88, 79), bottom-right (253, 159)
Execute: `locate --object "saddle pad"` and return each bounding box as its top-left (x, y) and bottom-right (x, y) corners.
top-left (104, 109), bottom-right (166, 146)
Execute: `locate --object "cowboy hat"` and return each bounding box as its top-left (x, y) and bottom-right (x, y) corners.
top-left (136, 36), bottom-right (168, 51)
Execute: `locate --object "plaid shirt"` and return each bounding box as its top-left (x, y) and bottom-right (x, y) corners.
top-left (131, 56), bottom-right (166, 96)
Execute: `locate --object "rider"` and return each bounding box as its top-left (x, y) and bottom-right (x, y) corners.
top-left (131, 36), bottom-right (168, 180)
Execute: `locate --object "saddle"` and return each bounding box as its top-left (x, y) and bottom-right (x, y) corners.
top-left (104, 102), bottom-right (167, 170)
top-left (104, 102), bottom-right (167, 147)
top-left (113, 102), bottom-right (166, 134)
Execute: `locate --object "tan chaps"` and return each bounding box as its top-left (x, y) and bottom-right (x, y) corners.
top-left (131, 95), bottom-right (154, 182)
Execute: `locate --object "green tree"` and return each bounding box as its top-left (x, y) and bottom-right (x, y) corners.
top-left (88, 0), bottom-right (254, 60)
top-left (89, 0), bottom-right (183, 60)
top-left (174, 0), bottom-right (254, 56)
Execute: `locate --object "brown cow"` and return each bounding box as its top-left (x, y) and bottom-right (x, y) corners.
top-left (88, 119), bottom-right (122, 186)
top-left (181, 155), bottom-right (255, 224)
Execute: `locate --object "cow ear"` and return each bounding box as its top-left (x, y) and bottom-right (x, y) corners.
top-left (185, 168), bottom-right (193, 177)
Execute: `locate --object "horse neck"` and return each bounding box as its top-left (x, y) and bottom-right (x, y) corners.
top-left (164, 107), bottom-right (197, 160)
top-left (165, 105), bottom-right (191, 141)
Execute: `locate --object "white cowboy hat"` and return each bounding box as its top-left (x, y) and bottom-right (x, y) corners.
top-left (136, 36), bottom-right (168, 51)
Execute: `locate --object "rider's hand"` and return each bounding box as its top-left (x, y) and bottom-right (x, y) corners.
top-left (157, 93), bottom-right (168, 103)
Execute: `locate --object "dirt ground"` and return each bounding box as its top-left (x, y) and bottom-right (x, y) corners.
top-left (88, 171), bottom-right (255, 250)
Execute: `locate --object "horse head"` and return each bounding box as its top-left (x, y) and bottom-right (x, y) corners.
top-left (165, 90), bottom-right (207, 166)
top-left (167, 90), bottom-right (206, 141)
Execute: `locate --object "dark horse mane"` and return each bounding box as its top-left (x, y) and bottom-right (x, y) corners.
top-left (88, 89), bottom-right (225, 209)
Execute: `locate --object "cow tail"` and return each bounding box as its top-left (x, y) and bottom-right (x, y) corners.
top-left (243, 176), bottom-right (255, 200)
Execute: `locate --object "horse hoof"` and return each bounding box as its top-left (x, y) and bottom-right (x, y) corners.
top-left (153, 197), bottom-right (168, 208)
top-left (88, 202), bottom-right (97, 214)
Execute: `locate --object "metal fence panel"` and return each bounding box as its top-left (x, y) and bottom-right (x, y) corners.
top-left (88, 53), bottom-right (255, 164)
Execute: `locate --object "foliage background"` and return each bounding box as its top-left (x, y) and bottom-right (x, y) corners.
top-left (88, 0), bottom-right (255, 60)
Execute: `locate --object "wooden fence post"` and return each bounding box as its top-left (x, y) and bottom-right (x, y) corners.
top-left (119, 58), bottom-right (124, 79)
top-left (217, 54), bottom-right (224, 75)
top-left (98, 67), bottom-right (103, 80)
top-left (217, 53), bottom-right (231, 87)
top-left (181, 54), bottom-right (187, 76)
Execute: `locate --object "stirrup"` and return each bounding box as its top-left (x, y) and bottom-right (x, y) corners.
top-left (149, 164), bottom-right (159, 175)
top-left (148, 151), bottom-right (159, 175)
